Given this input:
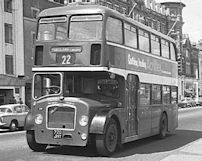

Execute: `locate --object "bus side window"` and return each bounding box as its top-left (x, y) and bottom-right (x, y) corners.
top-left (140, 83), bottom-right (151, 105)
top-left (162, 86), bottom-right (171, 104)
top-left (138, 29), bottom-right (150, 52)
top-left (82, 78), bottom-right (95, 94)
top-left (152, 84), bottom-right (162, 104)
top-left (106, 17), bottom-right (123, 44)
top-left (171, 86), bottom-right (178, 104)
top-left (161, 39), bottom-right (169, 59)
top-left (124, 23), bottom-right (137, 49)
top-left (170, 42), bottom-right (176, 61)
top-left (151, 34), bottom-right (160, 56)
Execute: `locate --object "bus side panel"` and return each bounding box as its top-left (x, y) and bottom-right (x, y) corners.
top-left (167, 104), bottom-right (178, 133)
top-left (137, 105), bottom-right (152, 137)
top-left (151, 105), bottom-right (162, 135)
top-left (24, 111), bottom-right (35, 131)
top-left (105, 43), bottom-right (126, 69)
top-left (89, 108), bottom-right (127, 147)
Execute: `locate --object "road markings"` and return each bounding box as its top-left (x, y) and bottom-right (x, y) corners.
top-left (0, 130), bottom-right (25, 136)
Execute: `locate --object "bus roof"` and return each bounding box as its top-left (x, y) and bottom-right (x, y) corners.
top-left (38, 4), bottom-right (175, 43)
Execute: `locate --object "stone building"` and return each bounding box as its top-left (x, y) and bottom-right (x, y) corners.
top-left (182, 37), bottom-right (199, 99)
top-left (0, 0), bottom-right (65, 106)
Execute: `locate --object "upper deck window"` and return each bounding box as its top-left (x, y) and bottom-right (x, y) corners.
top-left (124, 23), bottom-right (137, 49)
top-left (151, 34), bottom-right (160, 56)
top-left (138, 29), bottom-right (149, 52)
top-left (37, 17), bottom-right (67, 41)
top-left (106, 17), bottom-right (123, 44)
top-left (69, 15), bottom-right (103, 40)
top-left (170, 42), bottom-right (176, 61)
top-left (161, 39), bottom-right (169, 59)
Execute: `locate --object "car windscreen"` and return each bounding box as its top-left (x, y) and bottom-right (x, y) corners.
top-left (0, 108), bottom-right (11, 113)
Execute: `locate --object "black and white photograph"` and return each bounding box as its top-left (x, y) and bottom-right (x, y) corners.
top-left (0, 0), bottom-right (202, 161)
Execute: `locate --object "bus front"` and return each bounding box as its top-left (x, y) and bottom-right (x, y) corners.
top-left (25, 6), bottom-right (125, 155)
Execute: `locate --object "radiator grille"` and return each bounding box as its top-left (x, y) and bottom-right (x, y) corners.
top-left (47, 105), bottom-right (75, 130)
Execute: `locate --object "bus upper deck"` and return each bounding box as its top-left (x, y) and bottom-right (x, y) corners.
top-left (34, 5), bottom-right (177, 77)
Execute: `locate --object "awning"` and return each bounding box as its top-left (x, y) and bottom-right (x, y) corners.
top-left (0, 74), bottom-right (26, 86)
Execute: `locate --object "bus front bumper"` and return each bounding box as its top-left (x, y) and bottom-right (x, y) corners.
top-left (35, 128), bottom-right (88, 147)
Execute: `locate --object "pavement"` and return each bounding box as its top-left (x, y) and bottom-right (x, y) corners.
top-left (161, 138), bottom-right (202, 161)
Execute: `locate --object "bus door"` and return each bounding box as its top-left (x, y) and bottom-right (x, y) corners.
top-left (126, 74), bottom-right (139, 136)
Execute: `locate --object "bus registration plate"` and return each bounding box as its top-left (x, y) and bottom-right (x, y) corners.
top-left (56, 53), bottom-right (75, 65)
top-left (53, 130), bottom-right (63, 139)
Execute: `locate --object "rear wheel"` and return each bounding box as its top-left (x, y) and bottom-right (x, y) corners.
top-left (26, 130), bottom-right (47, 152)
top-left (158, 113), bottom-right (168, 139)
top-left (95, 118), bottom-right (118, 156)
top-left (9, 120), bottom-right (18, 131)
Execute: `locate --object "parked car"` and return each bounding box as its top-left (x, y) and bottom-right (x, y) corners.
top-left (178, 97), bottom-right (196, 108)
top-left (196, 96), bottom-right (202, 106)
top-left (0, 104), bottom-right (29, 131)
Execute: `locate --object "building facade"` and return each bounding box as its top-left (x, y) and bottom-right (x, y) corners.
top-left (0, 0), bottom-right (65, 106)
top-left (23, 0), bottom-right (64, 106)
top-left (159, 1), bottom-right (189, 100)
top-left (182, 37), bottom-right (199, 99)
top-left (0, 0), bottom-right (25, 105)
top-left (197, 40), bottom-right (202, 96)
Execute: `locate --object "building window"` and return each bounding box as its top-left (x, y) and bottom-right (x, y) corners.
top-left (5, 55), bottom-right (14, 75)
top-left (31, 7), bottom-right (40, 19)
top-left (4, 0), bottom-right (12, 13)
top-left (5, 23), bottom-right (13, 44)
top-left (31, 32), bottom-right (36, 47)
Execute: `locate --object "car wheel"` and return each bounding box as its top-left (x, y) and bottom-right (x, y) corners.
top-left (158, 113), bottom-right (168, 139)
top-left (9, 120), bottom-right (18, 131)
top-left (95, 118), bottom-right (118, 156)
top-left (26, 130), bottom-right (47, 152)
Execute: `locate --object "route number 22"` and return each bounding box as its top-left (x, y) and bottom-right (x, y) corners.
top-left (62, 55), bottom-right (71, 64)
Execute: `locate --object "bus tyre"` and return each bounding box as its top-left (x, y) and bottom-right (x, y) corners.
top-left (26, 130), bottom-right (47, 152)
top-left (95, 118), bottom-right (118, 156)
top-left (158, 113), bottom-right (168, 139)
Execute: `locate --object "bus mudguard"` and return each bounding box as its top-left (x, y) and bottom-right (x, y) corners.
top-left (24, 111), bottom-right (35, 130)
top-left (89, 109), bottom-right (114, 134)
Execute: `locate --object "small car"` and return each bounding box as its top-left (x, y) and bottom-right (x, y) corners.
top-left (178, 97), bottom-right (196, 108)
top-left (0, 104), bottom-right (29, 131)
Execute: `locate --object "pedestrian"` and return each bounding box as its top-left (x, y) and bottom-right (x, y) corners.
top-left (18, 98), bottom-right (23, 104)
top-left (10, 97), bottom-right (17, 104)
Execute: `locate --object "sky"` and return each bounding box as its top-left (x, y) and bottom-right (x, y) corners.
top-left (156, 0), bottom-right (202, 43)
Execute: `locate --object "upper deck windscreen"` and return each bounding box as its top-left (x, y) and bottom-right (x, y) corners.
top-left (37, 17), bottom-right (68, 41)
top-left (37, 15), bottom-right (103, 41)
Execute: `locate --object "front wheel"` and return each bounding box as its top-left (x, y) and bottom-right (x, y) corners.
top-left (158, 113), bottom-right (168, 139)
top-left (26, 130), bottom-right (47, 152)
top-left (95, 118), bottom-right (118, 156)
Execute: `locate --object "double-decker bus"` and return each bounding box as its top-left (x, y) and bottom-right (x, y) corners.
top-left (25, 3), bottom-right (178, 156)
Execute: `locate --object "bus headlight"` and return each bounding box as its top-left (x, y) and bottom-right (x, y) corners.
top-left (35, 114), bottom-right (43, 125)
top-left (81, 133), bottom-right (87, 140)
top-left (79, 115), bottom-right (88, 127)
